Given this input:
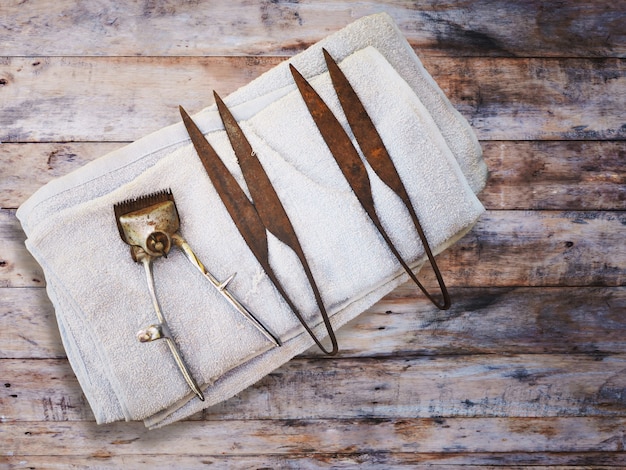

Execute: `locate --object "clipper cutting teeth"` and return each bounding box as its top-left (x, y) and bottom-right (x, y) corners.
top-left (113, 189), bottom-right (176, 244)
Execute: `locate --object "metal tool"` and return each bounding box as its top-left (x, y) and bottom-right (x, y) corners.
top-left (114, 189), bottom-right (205, 401)
top-left (114, 189), bottom-right (281, 400)
top-left (180, 100), bottom-right (339, 356)
top-left (115, 190), bottom-right (280, 347)
top-left (290, 50), bottom-right (450, 310)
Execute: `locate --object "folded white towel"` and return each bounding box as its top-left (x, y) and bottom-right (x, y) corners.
top-left (17, 13), bottom-right (487, 429)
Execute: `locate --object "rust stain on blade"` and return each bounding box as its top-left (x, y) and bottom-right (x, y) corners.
top-left (289, 63), bottom-right (375, 213)
top-left (291, 54), bottom-right (450, 310)
top-left (213, 92), bottom-right (338, 356)
top-left (214, 91), bottom-right (303, 250)
top-left (179, 106), bottom-right (282, 347)
top-left (323, 48), bottom-right (450, 310)
top-left (181, 102), bottom-right (338, 355)
top-left (179, 106), bottom-right (269, 263)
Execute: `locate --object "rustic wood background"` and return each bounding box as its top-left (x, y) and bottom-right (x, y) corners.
top-left (1, 1), bottom-right (625, 468)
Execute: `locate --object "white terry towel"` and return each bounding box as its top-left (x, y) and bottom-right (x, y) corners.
top-left (17, 13), bottom-right (488, 429)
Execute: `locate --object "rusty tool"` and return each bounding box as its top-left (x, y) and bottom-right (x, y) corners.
top-left (115, 190), bottom-right (280, 348)
top-left (290, 50), bottom-right (450, 310)
top-left (180, 99), bottom-right (339, 356)
top-left (115, 189), bottom-right (281, 400)
top-left (114, 189), bottom-right (205, 401)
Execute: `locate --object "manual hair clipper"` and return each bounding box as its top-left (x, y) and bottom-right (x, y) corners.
top-left (114, 189), bottom-right (280, 401)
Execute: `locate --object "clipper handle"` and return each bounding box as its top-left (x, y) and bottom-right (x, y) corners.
top-left (139, 255), bottom-right (205, 401)
top-left (171, 234), bottom-right (281, 347)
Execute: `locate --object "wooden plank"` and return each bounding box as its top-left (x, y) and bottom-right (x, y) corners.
top-left (2, 452), bottom-right (626, 469)
top-left (205, 354), bottom-right (626, 421)
top-left (0, 1), bottom-right (624, 58)
top-left (2, 418), bottom-right (625, 455)
top-left (0, 210), bottom-right (44, 288)
top-left (1, 57), bottom-right (624, 142)
top-left (421, 57), bottom-right (626, 141)
top-left (479, 141), bottom-right (626, 211)
top-left (3, 141), bottom-right (625, 211)
top-left (0, 287), bottom-right (64, 359)
top-left (0, 142), bottom-right (124, 209)
top-left (2, 286), bottom-right (624, 359)
top-left (1, 358), bottom-right (94, 422)
top-left (427, 210), bottom-right (626, 288)
top-left (0, 56), bottom-right (281, 143)
top-left (3, 353), bottom-right (626, 422)
top-left (2, 210), bottom-right (624, 289)
top-left (334, 286), bottom-right (626, 357)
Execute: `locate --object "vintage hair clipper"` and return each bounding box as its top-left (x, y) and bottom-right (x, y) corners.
top-left (114, 189), bottom-right (280, 401)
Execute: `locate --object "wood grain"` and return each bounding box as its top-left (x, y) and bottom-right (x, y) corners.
top-left (0, 210), bottom-right (44, 288)
top-left (0, 1), bottom-right (624, 57)
top-left (335, 285), bottom-right (626, 357)
top-left (0, 142), bottom-right (124, 208)
top-left (0, 56), bottom-right (281, 143)
top-left (0, 287), bottom-right (64, 359)
top-left (2, 417), bottom-right (625, 455)
top-left (479, 141), bottom-right (626, 211)
top-left (2, 286), bottom-right (624, 359)
top-left (2, 210), bottom-right (623, 289)
top-left (429, 210), bottom-right (626, 288)
top-left (1, 57), bottom-right (624, 142)
top-left (3, 353), bottom-right (626, 423)
top-left (1, 1), bottom-right (624, 465)
top-left (3, 453), bottom-right (626, 469)
top-left (422, 57), bottom-right (626, 141)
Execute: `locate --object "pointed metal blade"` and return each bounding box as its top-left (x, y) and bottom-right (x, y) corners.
top-left (180, 106), bottom-right (285, 345)
top-left (322, 49), bottom-right (450, 310)
top-left (213, 92), bottom-right (338, 355)
top-left (322, 48), bottom-right (407, 200)
top-left (291, 61), bottom-right (450, 310)
top-left (289, 63), bottom-right (377, 218)
top-left (179, 105), bottom-right (270, 265)
top-left (213, 91), bottom-right (300, 252)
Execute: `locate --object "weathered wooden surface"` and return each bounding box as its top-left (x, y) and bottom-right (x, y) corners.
top-left (4, 417), bottom-right (626, 454)
top-left (4, 353), bottom-right (626, 422)
top-left (3, 286), bottom-right (625, 359)
top-left (1, 0), bottom-right (624, 57)
top-left (1, 1), bottom-right (625, 468)
top-left (3, 455), bottom-right (626, 469)
top-left (1, 57), bottom-right (624, 142)
top-left (3, 453), bottom-right (626, 469)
